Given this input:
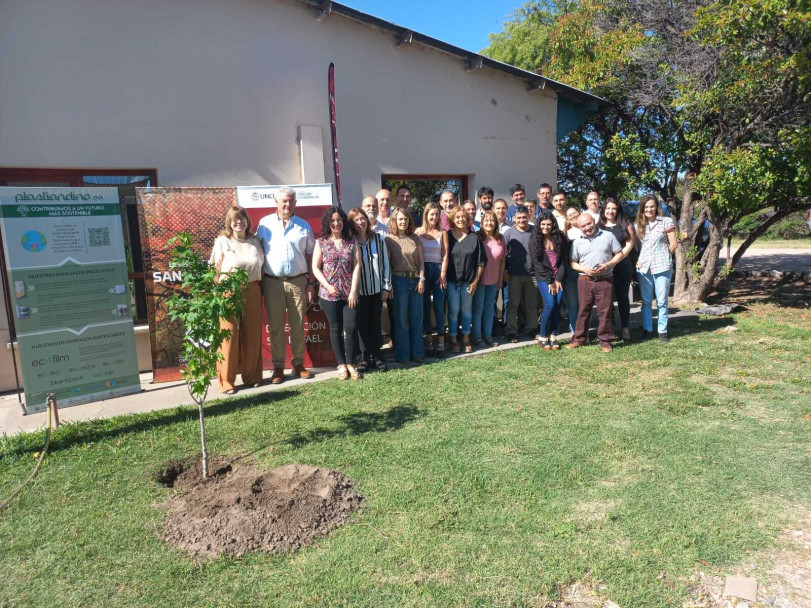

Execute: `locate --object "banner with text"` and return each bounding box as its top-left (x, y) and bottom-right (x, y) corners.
top-left (138, 185), bottom-right (335, 383)
top-left (0, 187), bottom-right (141, 413)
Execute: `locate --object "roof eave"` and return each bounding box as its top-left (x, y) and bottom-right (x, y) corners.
top-left (299, 0), bottom-right (610, 109)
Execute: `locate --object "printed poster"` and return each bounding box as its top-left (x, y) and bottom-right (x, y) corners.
top-left (139, 184), bottom-right (334, 383)
top-left (0, 187), bottom-right (141, 413)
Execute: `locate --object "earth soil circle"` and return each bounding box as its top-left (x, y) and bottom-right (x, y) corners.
top-left (156, 458), bottom-right (364, 557)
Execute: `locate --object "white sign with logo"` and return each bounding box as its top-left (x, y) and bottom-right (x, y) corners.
top-left (236, 183), bottom-right (334, 209)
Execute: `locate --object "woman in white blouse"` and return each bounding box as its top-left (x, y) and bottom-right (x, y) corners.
top-left (209, 206), bottom-right (265, 394)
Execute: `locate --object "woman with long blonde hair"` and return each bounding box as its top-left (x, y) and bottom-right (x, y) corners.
top-left (416, 202), bottom-right (447, 357)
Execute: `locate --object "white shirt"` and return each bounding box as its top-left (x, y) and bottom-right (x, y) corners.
top-left (372, 219), bottom-right (389, 235)
top-left (255, 213), bottom-right (315, 277)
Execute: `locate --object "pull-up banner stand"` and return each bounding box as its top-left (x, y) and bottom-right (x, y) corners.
top-left (138, 184), bottom-right (335, 384)
top-left (0, 187), bottom-right (141, 413)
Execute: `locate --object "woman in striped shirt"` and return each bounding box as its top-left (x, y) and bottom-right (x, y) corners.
top-left (348, 207), bottom-right (392, 371)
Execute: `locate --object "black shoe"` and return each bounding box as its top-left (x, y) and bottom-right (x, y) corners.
top-left (507, 334), bottom-right (518, 343)
top-left (640, 329), bottom-right (653, 340)
top-left (659, 332), bottom-right (670, 343)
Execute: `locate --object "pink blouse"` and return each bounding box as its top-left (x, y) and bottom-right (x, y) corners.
top-left (481, 236), bottom-right (506, 286)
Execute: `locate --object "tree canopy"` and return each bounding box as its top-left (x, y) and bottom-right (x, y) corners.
top-left (484, 0), bottom-right (810, 302)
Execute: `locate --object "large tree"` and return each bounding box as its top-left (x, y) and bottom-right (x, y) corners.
top-left (485, 0), bottom-right (810, 303)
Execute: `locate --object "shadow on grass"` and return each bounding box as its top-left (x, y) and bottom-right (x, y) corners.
top-left (713, 274), bottom-right (811, 308)
top-left (0, 389), bottom-right (299, 459)
top-left (285, 403), bottom-right (424, 448)
top-left (669, 315), bottom-right (736, 338)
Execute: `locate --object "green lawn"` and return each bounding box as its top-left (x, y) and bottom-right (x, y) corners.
top-left (1, 302), bottom-right (810, 607)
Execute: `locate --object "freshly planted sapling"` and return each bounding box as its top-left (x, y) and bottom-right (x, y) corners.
top-left (166, 232), bottom-right (249, 478)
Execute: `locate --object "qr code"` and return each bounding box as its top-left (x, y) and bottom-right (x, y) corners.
top-left (88, 227), bottom-right (110, 247)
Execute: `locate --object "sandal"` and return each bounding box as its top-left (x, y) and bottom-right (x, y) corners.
top-left (347, 365), bottom-right (362, 380)
top-left (484, 337), bottom-right (499, 347)
top-left (448, 338), bottom-right (460, 354)
top-left (538, 337), bottom-right (552, 351)
top-left (474, 338), bottom-right (486, 348)
top-left (550, 338), bottom-right (560, 351)
top-left (462, 337), bottom-right (473, 353)
top-left (223, 388), bottom-right (237, 395)
top-left (375, 358), bottom-right (388, 372)
top-left (337, 365), bottom-right (349, 381)
top-left (356, 359), bottom-right (368, 372)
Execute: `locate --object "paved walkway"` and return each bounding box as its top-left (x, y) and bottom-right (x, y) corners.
top-left (0, 305), bottom-right (705, 437)
top-left (720, 246), bottom-right (811, 274)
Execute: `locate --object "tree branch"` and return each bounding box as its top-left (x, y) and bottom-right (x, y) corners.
top-left (729, 208), bottom-right (793, 267)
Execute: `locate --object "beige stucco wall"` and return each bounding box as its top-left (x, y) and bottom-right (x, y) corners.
top-left (0, 0), bottom-right (560, 392)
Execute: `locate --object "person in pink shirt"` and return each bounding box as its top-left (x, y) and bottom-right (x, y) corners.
top-left (471, 210), bottom-right (507, 347)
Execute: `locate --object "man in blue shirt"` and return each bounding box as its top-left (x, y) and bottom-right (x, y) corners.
top-left (256, 187), bottom-right (316, 383)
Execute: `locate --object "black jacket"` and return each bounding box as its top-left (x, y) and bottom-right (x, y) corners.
top-left (530, 236), bottom-right (569, 284)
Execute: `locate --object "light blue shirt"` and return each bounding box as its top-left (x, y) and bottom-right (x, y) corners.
top-left (255, 213), bottom-right (315, 277)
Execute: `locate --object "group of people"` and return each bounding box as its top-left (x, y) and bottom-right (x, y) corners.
top-left (208, 183), bottom-right (677, 393)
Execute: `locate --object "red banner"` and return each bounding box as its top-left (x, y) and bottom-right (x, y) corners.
top-left (138, 185), bottom-right (335, 383)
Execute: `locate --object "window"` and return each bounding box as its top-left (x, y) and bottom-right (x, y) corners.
top-left (382, 174), bottom-right (469, 217)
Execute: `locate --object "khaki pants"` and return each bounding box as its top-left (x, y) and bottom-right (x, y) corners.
top-left (217, 281), bottom-right (264, 390)
top-left (261, 275), bottom-right (307, 368)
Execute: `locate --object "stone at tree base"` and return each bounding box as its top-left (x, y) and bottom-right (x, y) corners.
top-left (723, 575), bottom-right (758, 602)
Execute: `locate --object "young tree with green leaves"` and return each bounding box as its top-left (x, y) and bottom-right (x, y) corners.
top-left (166, 232), bottom-right (249, 478)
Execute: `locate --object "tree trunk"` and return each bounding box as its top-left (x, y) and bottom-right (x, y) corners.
top-left (198, 402), bottom-right (209, 479)
top-left (672, 182), bottom-right (727, 305)
top-left (729, 208), bottom-right (793, 267)
top-left (672, 185), bottom-right (697, 303)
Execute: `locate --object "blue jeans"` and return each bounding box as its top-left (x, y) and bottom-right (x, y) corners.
top-left (392, 275), bottom-right (425, 361)
top-left (471, 282), bottom-right (499, 340)
top-left (538, 281), bottom-right (564, 338)
top-left (565, 272), bottom-right (579, 333)
top-left (422, 262), bottom-right (446, 335)
top-left (637, 268), bottom-right (672, 333)
top-left (446, 281), bottom-right (474, 335)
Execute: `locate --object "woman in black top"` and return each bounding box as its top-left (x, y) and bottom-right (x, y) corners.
top-left (441, 206), bottom-right (486, 353)
top-left (598, 197), bottom-right (635, 341)
top-left (530, 211), bottom-right (569, 350)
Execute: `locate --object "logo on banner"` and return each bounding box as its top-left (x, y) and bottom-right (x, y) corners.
top-left (21, 230), bottom-right (47, 252)
top-left (17, 205), bottom-right (30, 217)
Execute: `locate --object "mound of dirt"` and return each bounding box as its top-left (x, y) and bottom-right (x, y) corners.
top-left (159, 461), bottom-right (363, 557)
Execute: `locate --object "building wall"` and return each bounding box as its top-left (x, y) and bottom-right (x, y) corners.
top-left (0, 0), bottom-right (559, 393)
top-left (0, 0), bottom-right (558, 200)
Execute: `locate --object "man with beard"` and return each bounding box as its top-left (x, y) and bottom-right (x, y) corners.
top-left (438, 189), bottom-right (457, 231)
top-left (362, 194), bottom-right (388, 234)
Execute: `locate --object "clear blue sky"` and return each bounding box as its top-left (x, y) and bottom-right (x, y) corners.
top-left (338, 0), bottom-right (522, 54)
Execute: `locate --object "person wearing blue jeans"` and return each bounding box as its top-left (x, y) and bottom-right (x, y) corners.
top-left (471, 210), bottom-right (507, 346)
top-left (634, 195), bottom-right (678, 342)
top-left (392, 274), bottom-right (425, 362)
top-left (637, 269), bottom-right (671, 336)
top-left (530, 212), bottom-right (569, 350)
top-left (386, 208), bottom-right (426, 363)
top-left (442, 207), bottom-right (486, 353)
top-left (471, 282), bottom-right (500, 343)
